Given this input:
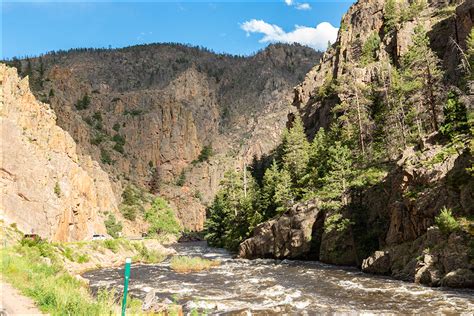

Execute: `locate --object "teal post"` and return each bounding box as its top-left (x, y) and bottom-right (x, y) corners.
top-left (121, 258), bottom-right (132, 316)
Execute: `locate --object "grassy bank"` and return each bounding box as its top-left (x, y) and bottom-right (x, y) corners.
top-left (0, 224), bottom-right (175, 315)
top-left (0, 242), bottom-right (142, 315)
top-left (170, 256), bottom-right (220, 273)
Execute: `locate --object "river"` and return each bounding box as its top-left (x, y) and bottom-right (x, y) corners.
top-left (83, 242), bottom-right (474, 315)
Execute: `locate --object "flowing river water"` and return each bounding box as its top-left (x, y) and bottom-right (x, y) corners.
top-left (83, 242), bottom-right (474, 315)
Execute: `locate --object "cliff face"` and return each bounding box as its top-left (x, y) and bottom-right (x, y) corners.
top-left (14, 44), bottom-right (321, 230)
top-left (239, 0), bottom-right (474, 288)
top-left (294, 0), bottom-right (473, 137)
top-left (0, 64), bottom-right (122, 241)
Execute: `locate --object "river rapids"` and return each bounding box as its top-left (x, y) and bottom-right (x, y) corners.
top-left (83, 242), bottom-right (473, 315)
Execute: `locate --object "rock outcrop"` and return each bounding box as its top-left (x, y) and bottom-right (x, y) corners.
top-left (239, 200), bottom-right (323, 259)
top-left (0, 64), bottom-right (123, 241)
top-left (12, 44), bottom-right (322, 230)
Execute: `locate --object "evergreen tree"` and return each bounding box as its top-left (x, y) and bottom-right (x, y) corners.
top-left (384, 0), bottom-right (398, 34)
top-left (274, 168), bottom-right (294, 214)
top-left (320, 141), bottom-right (353, 206)
top-left (401, 25), bottom-right (443, 132)
top-left (335, 65), bottom-right (373, 157)
top-left (307, 128), bottom-right (329, 189)
top-left (281, 115), bottom-right (310, 191)
top-left (204, 169), bottom-right (261, 249)
top-left (440, 91), bottom-right (469, 139)
top-left (467, 27), bottom-right (474, 80)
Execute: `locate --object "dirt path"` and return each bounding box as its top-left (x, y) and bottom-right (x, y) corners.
top-left (0, 281), bottom-right (44, 315)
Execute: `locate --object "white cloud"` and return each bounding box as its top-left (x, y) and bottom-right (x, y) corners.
top-left (296, 3), bottom-right (311, 10)
top-left (241, 19), bottom-right (338, 51)
top-left (284, 0), bottom-right (293, 6)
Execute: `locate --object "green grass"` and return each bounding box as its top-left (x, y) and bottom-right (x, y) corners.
top-left (0, 245), bottom-right (116, 315)
top-left (170, 256), bottom-right (220, 273)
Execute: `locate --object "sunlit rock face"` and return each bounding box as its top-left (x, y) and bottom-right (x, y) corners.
top-left (0, 64), bottom-right (120, 241)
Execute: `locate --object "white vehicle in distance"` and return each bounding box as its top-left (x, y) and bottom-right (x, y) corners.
top-left (92, 234), bottom-right (108, 240)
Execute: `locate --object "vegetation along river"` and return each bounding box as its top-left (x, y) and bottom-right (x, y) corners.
top-left (83, 242), bottom-right (474, 314)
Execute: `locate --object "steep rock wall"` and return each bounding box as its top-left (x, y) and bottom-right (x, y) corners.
top-left (0, 64), bottom-right (121, 241)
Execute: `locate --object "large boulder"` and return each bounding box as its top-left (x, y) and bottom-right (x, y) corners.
top-left (239, 200), bottom-right (323, 259)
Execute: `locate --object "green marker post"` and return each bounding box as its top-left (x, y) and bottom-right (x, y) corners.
top-left (121, 258), bottom-right (132, 316)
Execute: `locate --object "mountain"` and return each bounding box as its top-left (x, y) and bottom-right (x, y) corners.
top-left (232, 0), bottom-right (474, 288)
top-left (4, 43), bottom-right (322, 232)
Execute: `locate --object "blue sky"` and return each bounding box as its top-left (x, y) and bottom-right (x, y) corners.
top-left (2, 1), bottom-right (354, 59)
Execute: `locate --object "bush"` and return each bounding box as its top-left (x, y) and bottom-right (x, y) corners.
top-left (170, 256), bottom-right (219, 273)
top-left (75, 94), bottom-right (91, 110)
top-left (54, 182), bottom-right (61, 198)
top-left (361, 32), bottom-right (381, 65)
top-left (113, 143), bottom-right (124, 154)
top-left (103, 239), bottom-right (120, 253)
top-left (197, 145), bottom-right (213, 162)
top-left (176, 170), bottom-right (186, 186)
top-left (120, 205), bottom-right (137, 221)
top-left (145, 197), bottom-right (181, 236)
top-left (100, 149), bottom-right (113, 165)
top-left (112, 122), bottom-right (120, 132)
top-left (104, 214), bottom-right (122, 238)
top-left (435, 207), bottom-right (460, 234)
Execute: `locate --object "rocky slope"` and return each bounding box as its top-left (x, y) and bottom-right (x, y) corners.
top-left (0, 64), bottom-right (123, 241)
top-left (239, 134), bottom-right (473, 287)
top-left (294, 0), bottom-right (473, 138)
top-left (239, 0), bottom-right (473, 288)
top-left (10, 44), bottom-right (321, 230)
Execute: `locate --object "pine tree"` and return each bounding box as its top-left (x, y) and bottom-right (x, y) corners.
top-left (335, 66), bottom-right (373, 157)
top-left (467, 27), bottom-right (474, 81)
top-left (307, 128), bottom-right (329, 189)
top-left (281, 115), bottom-right (310, 190)
top-left (401, 25), bottom-right (443, 132)
top-left (274, 168), bottom-right (293, 214)
top-left (440, 91), bottom-right (469, 139)
top-left (384, 0), bottom-right (398, 34)
top-left (320, 141), bottom-right (353, 206)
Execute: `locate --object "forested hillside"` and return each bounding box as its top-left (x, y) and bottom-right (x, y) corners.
top-left (206, 0), bottom-right (474, 288)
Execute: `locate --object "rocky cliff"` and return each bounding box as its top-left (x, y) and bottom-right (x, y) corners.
top-left (0, 64), bottom-right (124, 241)
top-left (10, 44), bottom-right (321, 230)
top-left (239, 0), bottom-right (473, 288)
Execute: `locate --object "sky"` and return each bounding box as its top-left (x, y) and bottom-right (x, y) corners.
top-left (2, 0), bottom-right (354, 59)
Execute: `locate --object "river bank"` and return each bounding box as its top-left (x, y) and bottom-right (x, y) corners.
top-left (0, 221), bottom-right (181, 314)
top-left (84, 241), bottom-right (474, 315)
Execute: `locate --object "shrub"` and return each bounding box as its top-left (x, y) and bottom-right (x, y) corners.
top-left (113, 143), bottom-right (124, 154)
top-left (145, 197), bottom-right (181, 236)
top-left (197, 145), bottom-right (213, 162)
top-left (54, 182), bottom-right (61, 198)
top-left (361, 32), bottom-right (381, 65)
top-left (103, 239), bottom-right (120, 253)
top-left (104, 214), bottom-right (122, 238)
top-left (176, 170), bottom-right (186, 186)
top-left (170, 256), bottom-right (219, 273)
top-left (74, 94), bottom-right (91, 110)
top-left (112, 122), bottom-right (120, 132)
top-left (132, 243), bottom-right (166, 263)
top-left (100, 149), bottom-right (113, 165)
top-left (435, 207), bottom-right (460, 234)
top-left (120, 205), bottom-right (137, 221)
